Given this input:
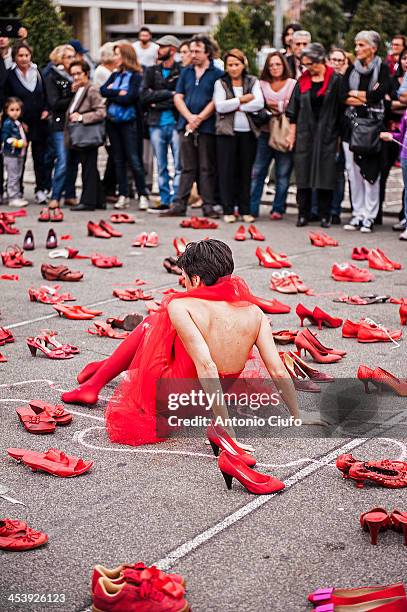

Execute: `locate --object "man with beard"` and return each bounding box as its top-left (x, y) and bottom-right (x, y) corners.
top-left (140, 35), bottom-right (182, 212)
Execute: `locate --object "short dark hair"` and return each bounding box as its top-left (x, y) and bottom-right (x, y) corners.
top-left (11, 40), bottom-right (32, 62)
top-left (177, 239), bottom-right (234, 286)
top-left (396, 47), bottom-right (407, 78)
top-left (189, 35), bottom-right (214, 60)
top-left (260, 51), bottom-right (292, 82)
top-left (393, 35), bottom-right (407, 46)
top-left (282, 23), bottom-right (302, 48)
top-left (69, 59), bottom-right (90, 75)
top-left (179, 40), bottom-right (191, 51)
top-left (4, 97), bottom-right (23, 114)
top-left (139, 26), bottom-right (151, 35)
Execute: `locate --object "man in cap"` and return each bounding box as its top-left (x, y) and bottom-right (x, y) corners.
top-left (140, 35), bottom-right (182, 212)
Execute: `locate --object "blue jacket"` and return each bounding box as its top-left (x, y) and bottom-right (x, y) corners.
top-left (1, 117), bottom-right (26, 157)
top-left (176, 61), bottom-right (224, 134)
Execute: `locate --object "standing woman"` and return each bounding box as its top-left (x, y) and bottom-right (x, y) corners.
top-left (101, 42), bottom-right (150, 211)
top-left (286, 43), bottom-right (342, 227)
top-left (342, 30), bottom-right (390, 233)
top-left (250, 52), bottom-right (296, 219)
top-left (65, 60), bottom-right (106, 211)
top-left (213, 48), bottom-right (264, 223)
top-left (45, 44), bottom-right (76, 215)
top-left (5, 41), bottom-right (49, 205)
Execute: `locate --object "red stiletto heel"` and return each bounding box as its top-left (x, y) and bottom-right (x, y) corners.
top-left (391, 510), bottom-right (407, 545)
top-left (295, 303), bottom-right (317, 326)
top-left (288, 351), bottom-right (334, 382)
top-left (313, 306), bottom-right (343, 330)
top-left (295, 332), bottom-right (342, 363)
top-left (206, 422), bottom-right (256, 467)
top-left (255, 247), bottom-right (282, 268)
top-left (247, 224), bottom-right (265, 241)
top-left (281, 352), bottom-right (321, 393)
top-left (265, 247), bottom-right (291, 267)
top-left (302, 328), bottom-right (347, 356)
top-left (360, 507), bottom-right (390, 545)
top-left (357, 365), bottom-right (374, 393)
top-left (218, 451), bottom-right (285, 495)
top-left (234, 225), bottom-right (246, 241)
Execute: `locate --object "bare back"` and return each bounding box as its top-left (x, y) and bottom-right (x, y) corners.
top-left (172, 297), bottom-right (262, 374)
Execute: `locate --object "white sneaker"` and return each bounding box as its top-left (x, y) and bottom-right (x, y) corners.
top-left (399, 229), bottom-right (407, 241)
top-left (223, 215), bottom-right (236, 223)
top-left (138, 195), bottom-right (150, 211)
top-left (114, 195), bottom-right (130, 210)
top-left (9, 197), bottom-right (29, 207)
top-left (360, 219), bottom-right (373, 233)
top-left (242, 214), bottom-right (255, 223)
top-left (343, 217), bottom-right (361, 231)
top-left (35, 190), bottom-right (48, 204)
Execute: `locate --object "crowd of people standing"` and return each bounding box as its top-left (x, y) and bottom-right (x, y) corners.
top-left (1, 24), bottom-right (407, 238)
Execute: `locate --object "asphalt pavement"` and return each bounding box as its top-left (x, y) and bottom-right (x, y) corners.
top-left (0, 194), bottom-right (407, 612)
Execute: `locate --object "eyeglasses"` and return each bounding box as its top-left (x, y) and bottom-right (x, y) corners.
top-left (301, 61), bottom-right (313, 67)
top-left (331, 57), bottom-right (345, 64)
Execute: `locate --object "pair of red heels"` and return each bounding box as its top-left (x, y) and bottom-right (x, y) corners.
top-left (255, 247), bottom-right (292, 268)
top-left (357, 365), bottom-right (407, 396)
top-left (87, 220), bottom-right (121, 239)
top-left (294, 328), bottom-right (346, 364)
top-left (280, 351), bottom-right (334, 393)
top-left (296, 303), bottom-right (343, 330)
top-left (361, 507), bottom-right (407, 546)
top-left (132, 232), bottom-right (158, 247)
top-left (27, 331), bottom-right (79, 358)
top-left (352, 247), bottom-right (402, 271)
top-left (234, 224), bottom-right (265, 241)
top-left (207, 423), bottom-right (285, 495)
top-left (16, 400), bottom-right (72, 433)
top-left (309, 231), bottom-right (339, 247)
top-left (336, 453), bottom-right (407, 489)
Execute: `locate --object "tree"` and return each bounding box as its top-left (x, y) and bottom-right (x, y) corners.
top-left (344, 0), bottom-right (404, 53)
top-left (301, 0), bottom-right (346, 51)
top-left (18, 0), bottom-right (72, 68)
top-left (242, 0), bottom-right (274, 51)
top-left (214, 5), bottom-right (256, 72)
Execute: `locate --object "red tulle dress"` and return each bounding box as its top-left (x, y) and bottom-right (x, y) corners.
top-left (105, 275), bottom-right (271, 446)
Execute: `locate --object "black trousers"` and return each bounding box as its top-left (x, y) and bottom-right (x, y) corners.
top-left (102, 144), bottom-right (117, 196)
top-left (0, 153), bottom-right (3, 197)
top-left (297, 188), bottom-right (332, 220)
top-left (78, 147), bottom-right (105, 209)
top-left (173, 132), bottom-right (216, 212)
top-left (216, 132), bottom-right (257, 215)
top-left (21, 138), bottom-right (48, 194)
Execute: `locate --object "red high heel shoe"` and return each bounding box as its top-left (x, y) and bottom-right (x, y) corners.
top-left (302, 328), bottom-right (346, 356)
top-left (247, 224), bottom-right (265, 241)
top-left (369, 368), bottom-right (407, 396)
top-left (1, 245), bottom-right (33, 268)
top-left (99, 219), bottom-right (122, 238)
top-left (87, 221), bottom-right (111, 239)
top-left (46, 228), bottom-right (58, 249)
top-left (281, 352), bottom-right (321, 393)
top-left (360, 507), bottom-right (390, 545)
top-left (218, 451), bottom-right (285, 495)
top-left (400, 303), bottom-right (407, 326)
top-left (357, 364), bottom-right (375, 393)
top-left (296, 303), bottom-right (317, 326)
top-left (234, 225), bottom-right (246, 241)
top-left (206, 422), bottom-right (256, 467)
top-left (313, 306), bottom-right (343, 330)
top-left (173, 237), bottom-right (188, 255)
top-left (26, 337), bottom-right (73, 359)
top-left (265, 247), bottom-right (291, 267)
top-left (250, 295), bottom-right (291, 314)
top-left (145, 232), bottom-right (158, 247)
top-left (295, 331), bottom-right (342, 364)
top-left (40, 331), bottom-right (79, 355)
top-left (0, 219), bottom-right (20, 235)
top-left (288, 351), bottom-right (334, 382)
top-left (255, 247), bottom-right (282, 268)
top-left (308, 583), bottom-right (406, 606)
top-left (391, 510), bottom-right (407, 545)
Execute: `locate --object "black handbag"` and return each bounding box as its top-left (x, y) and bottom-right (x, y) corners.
top-left (349, 112), bottom-right (382, 155)
top-left (68, 121), bottom-right (106, 149)
top-left (250, 108), bottom-right (273, 128)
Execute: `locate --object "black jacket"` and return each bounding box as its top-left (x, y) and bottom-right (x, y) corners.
top-left (0, 56), bottom-right (7, 109)
top-left (5, 67), bottom-right (48, 141)
top-left (45, 66), bottom-right (74, 132)
top-left (140, 62), bottom-right (181, 126)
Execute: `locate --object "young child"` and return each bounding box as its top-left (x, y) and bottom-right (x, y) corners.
top-left (1, 97), bottom-right (28, 207)
top-left (380, 110), bottom-right (407, 240)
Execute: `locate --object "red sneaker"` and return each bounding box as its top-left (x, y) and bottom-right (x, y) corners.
top-left (342, 319), bottom-right (361, 338)
top-left (357, 320), bottom-right (402, 344)
top-left (367, 249), bottom-right (395, 271)
top-left (0, 519), bottom-right (48, 551)
top-left (93, 577), bottom-right (189, 612)
top-left (331, 263), bottom-right (374, 282)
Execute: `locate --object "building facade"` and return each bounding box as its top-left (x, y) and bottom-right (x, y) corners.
top-left (55, 0), bottom-right (230, 58)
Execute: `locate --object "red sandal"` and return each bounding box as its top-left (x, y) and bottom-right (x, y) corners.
top-left (87, 321), bottom-right (129, 339)
top-left (7, 447), bottom-right (93, 477)
top-left (28, 399), bottom-right (72, 425)
top-left (26, 336), bottom-right (74, 359)
top-left (16, 404), bottom-right (56, 433)
top-left (113, 288), bottom-right (153, 301)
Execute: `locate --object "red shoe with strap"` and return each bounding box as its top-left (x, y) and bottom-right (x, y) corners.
top-left (93, 577), bottom-right (189, 612)
top-left (29, 399), bottom-right (73, 424)
top-left (331, 262), bottom-right (374, 282)
top-left (132, 232), bottom-right (149, 247)
top-left (38, 207), bottom-right (51, 222)
top-left (0, 519), bottom-right (48, 551)
top-left (7, 447), bottom-right (93, 477)
top-left (247, 224), bottom-right (265, 241)
top-left (0, 327), bottom-right (14, 345)
top-left (173, 237), bottom-right (188, 255)
top-left (16, 404), bottom-right (56, 433)
top-left (0, 219), bottom-right (20, 234)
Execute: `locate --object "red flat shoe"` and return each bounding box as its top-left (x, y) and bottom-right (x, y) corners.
top-left (251, 295), bottom-right (291, 314)
top-left (247, 224), bottom-right (265, 241)
top-left (99, 220), bottom-right (122, 238)
top-left (309, 232), bottom-right (326, 247)
top-left (7, 447), bottom-right (93, 477)
top-left (265, 247), bottom-right (291, 267)
top-left (87, 221), bottom-right (111, 239)
top-left (0, 519), bottom-right (48, 551)
top-left (360, 507), bottom-right (390, 544)
top-left (145, 232), bottom-right (159, 247)
top-left (16, 404), bottom-right (56, 433)
top-left (255, 247), bottom-right (282, 268)
top-left (29, 399), bottom-right (73, 424)
top-left (296, 303), bottom-right (317, 326)
top-left (331, 263), bottom-right (374, 282)
top-left (391, 510), bottom-right (407, 545)
top-left (207, 422), bottom-right (256, 466)
top-left (41, 263), bottom-right (83, 282)
top-left (308, 583), bottom-right (406, 606)
top-left (234, 225), bottom-right (246, 241)
top-left (51, 208), bottom-right (64, 222)
top-left (26, 336), bottom-right (73, 359)
top-left (313, 306), bottom-right (343, 330)
top-left (87, 321), bottom-right (129, 339)
top-left (38, 207), bottom-right (50, 222)
top-left (110, 213), bottom-right (135, 224)
top-left (91, 254), bottom-right (123, 268)
top-left (357, 319), bottom-right (402, 344)
top-left (351, 246), bottom-right (370, 261)
top-left (218, 451), bottom-right (285, 495)
top-left (368, 249), bottom-right (396, 272)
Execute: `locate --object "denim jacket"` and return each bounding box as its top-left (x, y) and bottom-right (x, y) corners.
top-left (1, 117), bottom-right (27, 157)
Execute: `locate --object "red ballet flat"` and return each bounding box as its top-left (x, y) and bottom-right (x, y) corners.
top-left (308, 583), bottom-right (406, 606)
top-left (7, 447), bottom-right (93, 477)
top-left (110, 213), bottom-right (135, 224)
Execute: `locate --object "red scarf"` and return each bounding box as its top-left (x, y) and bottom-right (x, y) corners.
top-left (299, 65), bottom-right (334, 96)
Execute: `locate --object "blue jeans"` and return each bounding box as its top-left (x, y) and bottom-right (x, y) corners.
top-left (51, 131), bottom-right (68, 201)
top-left (107, 120), bottom-right (147, 197)
top-left (149, 125), bottom-right (181, 205)
top-left (401, 158), bottom-right (407, 220)
top-left (250, 132), bottom-right (293, 216)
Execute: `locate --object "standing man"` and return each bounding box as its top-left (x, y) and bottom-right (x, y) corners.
top-left (385, 35), bottom-right (407, 76)
top-left (133, 27), bottom-right (159, 197)
top-left (141, 35), bottom-right (182, 213)
top-left (161, 35), bottom-right (223, 218)
top-left (287, 30), bottom-right (311, 79)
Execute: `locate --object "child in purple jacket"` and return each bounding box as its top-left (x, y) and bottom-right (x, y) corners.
top-left (381, 110), bottom-right (407, 240)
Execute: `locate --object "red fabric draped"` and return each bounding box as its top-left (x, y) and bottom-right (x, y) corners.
top-left (105, 275), bottom-right (269, 447)
top-left (299, 65), bottom-right (334, 96)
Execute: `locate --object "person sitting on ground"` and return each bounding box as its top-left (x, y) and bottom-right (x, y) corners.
top-left (62, 239), bottom-right (314, 447)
